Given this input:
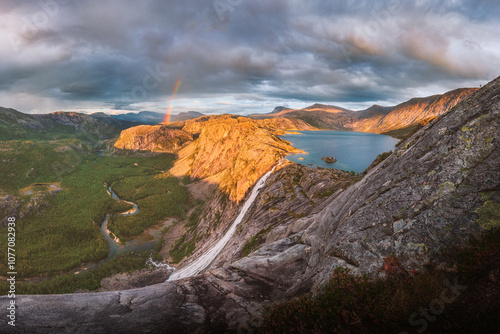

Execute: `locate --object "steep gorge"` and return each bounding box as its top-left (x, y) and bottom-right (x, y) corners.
top-left (112, 114), bottom-right (312, 268)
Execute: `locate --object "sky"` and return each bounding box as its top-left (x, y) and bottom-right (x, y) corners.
top-left (0, 0), bottom-right (499, 116)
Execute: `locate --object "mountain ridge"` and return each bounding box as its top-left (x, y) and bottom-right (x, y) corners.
top-left (110, 110), bottom-right (205, 124)
top-left (0, 108), bottom-right (129, 141)
top-left (250, 87), bottom-right (477, 137)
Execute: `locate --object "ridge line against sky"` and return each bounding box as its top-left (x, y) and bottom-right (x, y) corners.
top-left (0, 0), bottom-right (499, 115)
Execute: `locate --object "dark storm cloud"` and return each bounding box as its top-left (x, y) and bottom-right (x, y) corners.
top-left (0, 0), bottom-right (499, 114)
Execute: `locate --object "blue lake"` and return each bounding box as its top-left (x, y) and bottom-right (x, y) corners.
top-left (281, 131), bottom-right (399, 173)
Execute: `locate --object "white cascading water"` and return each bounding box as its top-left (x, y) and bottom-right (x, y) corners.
top-left (168, 162), bottom-right (281, 281)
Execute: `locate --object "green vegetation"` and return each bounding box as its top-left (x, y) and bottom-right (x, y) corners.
top-left (170, 234), bottom-right (197, 264)
top-left (241, 226), bottom-right (272, 257)
top-left (0, 251), bottom-right (153, 294)
top-left (0, 143), bottom-right (190, 278)
top-left (475, 200), bottom-right (500, 230)
top-left (259, 229), bottom-right (500, 333)
top-left (184, 200), bottom-right (206, 232)
top-left (0, 140), bottom-right (93, 194)
top-left (287, 210), bottom-right (307, 218)
top-left (376, 150), bottom-right (392, 163)
top-left (109, 199), bottom-right (135, 214)
top-left (0, 108), bottom-right (120, 142)
top-left (108, 172), bottom-right (190, 240)
top-left (314, 188), bottom-right (337, 198)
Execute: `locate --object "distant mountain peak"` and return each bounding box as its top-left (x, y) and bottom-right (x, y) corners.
top-left (302, 103), bottom-right (350, 114)
top-left (270, 106), bottom-right (291, 114)
top-left (90, 112), bottom-right (108, 117)
top-left (307, 103), bottom-right (328, 108)
top-left (171, 111), bottom-right (205, 122)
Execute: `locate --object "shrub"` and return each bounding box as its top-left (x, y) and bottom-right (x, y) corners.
top-left (259, 229), bottom-right (500, 333)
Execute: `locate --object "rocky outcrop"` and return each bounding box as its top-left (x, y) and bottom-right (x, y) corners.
top-left (1, 77), bottom-right (498, 333)
top-left (113, 115), bottom-right (307, 202)
top-left (170, 115), bottom-right (302, 202)
top-left (99, 267), bottom-right (174, 291)
top-left (165, 161), bottom-right (361, 273)
top-left (181, 115), bottom-right (316, 136)
top-left (302, 79), bottom-right (499, 287)
top-left (208, 162), bottom-right (361, 270)
top-left (0, 195), bottom-right (20, 227)
top-left (113, 125), bottom-right (193, 152)
top-left (3, 268), bottom-right (286, 334)
top-left (321, 156), bottom-right (337, 163)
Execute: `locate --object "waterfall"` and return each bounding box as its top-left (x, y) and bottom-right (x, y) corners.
top-left (168, 162), bottom-right (280, 281)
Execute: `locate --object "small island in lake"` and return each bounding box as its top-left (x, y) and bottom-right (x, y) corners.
top-left (321, 156), bottom-right (337, 163)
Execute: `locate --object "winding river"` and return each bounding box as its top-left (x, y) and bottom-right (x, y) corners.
top-left (75, 186), bottom-right (171, 274)
top-left (100, 186), bottom-right (173, 260)
top-left (168, 162), bottom-right (281, 281)
top-left (18, 184), bottom-right (168, 282)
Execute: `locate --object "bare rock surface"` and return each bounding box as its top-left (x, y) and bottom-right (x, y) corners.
top-left (99, 267), bottom-right (174, 291)
top-left (170, 115), bottom-right (302, 202)
top-left (0, 195), bottom-right (20, 227)
top-left (114, 125), bottom-right (193, 152)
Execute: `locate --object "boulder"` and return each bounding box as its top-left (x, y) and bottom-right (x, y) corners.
top-left (321, 156), bottom-right (337, 163)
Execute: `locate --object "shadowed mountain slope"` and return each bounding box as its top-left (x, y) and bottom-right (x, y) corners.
top-left (0, 108), bottom-right (131, 141)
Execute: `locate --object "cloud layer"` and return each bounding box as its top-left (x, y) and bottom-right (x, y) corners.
top-left (0, 0), bottom-right (499, 114)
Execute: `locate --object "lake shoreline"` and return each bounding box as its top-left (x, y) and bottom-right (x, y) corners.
top-left (281, 130), bottom-right (399, 173)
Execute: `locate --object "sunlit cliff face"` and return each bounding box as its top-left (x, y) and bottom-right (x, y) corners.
top-left (114, 115), bottom-right (305, 202)
top-left (170, 116), bottom-right (304, 203)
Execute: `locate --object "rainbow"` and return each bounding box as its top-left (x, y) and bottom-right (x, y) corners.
top-left (164, 79), bottom-right (182, 124)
